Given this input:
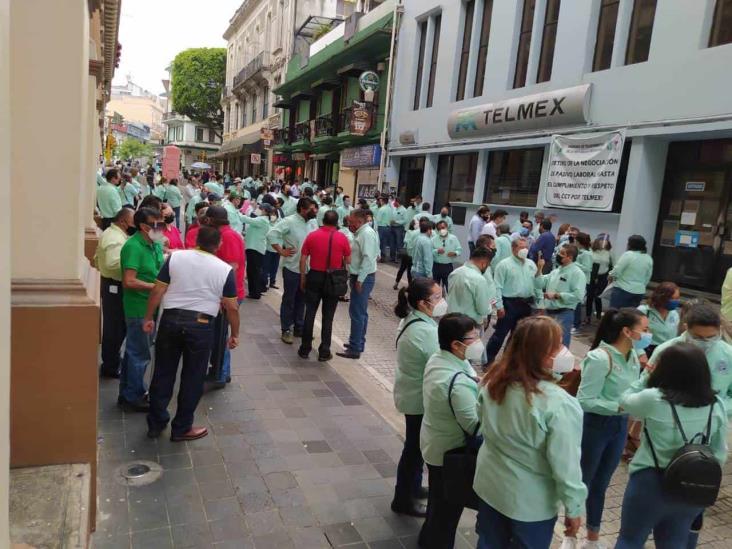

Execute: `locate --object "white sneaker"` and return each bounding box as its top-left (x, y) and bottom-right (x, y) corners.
top-left (580, 541), bottom-right (607, 549)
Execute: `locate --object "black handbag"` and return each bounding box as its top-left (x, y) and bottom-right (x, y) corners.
top-left (322, 230), bottom-right (349, 297)
top-left (442, 371), bottom-right (482, 511)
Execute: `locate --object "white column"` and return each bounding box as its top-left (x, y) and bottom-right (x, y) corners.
top-left (421, 153), bottom-right (439, 206)
top-left (464, 0), bottom-right (485, 99)
top-left (611, 0), bottom-right (633, 68)
top-left (525, 0), bottom-right (547, 87)
top-left (473, 149), bottom-right (489, 204)
top-left (418, 15), bottom-right (436, 110)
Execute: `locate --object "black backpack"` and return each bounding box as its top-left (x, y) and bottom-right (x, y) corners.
top-left (644, 401), bottom-right (722, 507)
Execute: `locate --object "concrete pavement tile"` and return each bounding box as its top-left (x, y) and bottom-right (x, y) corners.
top-left (245, 509), bottom-right (285, 537)
top-left (167, 498), bottom-right (207, 526)
top-left (372, 461), bottom-right (397, 479)
top-left (338, 449), bottom-right (367, 465)
top-left (270, 487), bottom-right (307, 508)
top-left (160, 453), bottom-right (193, 470)
top-left (278, 504), bottom-right (317, 528)
top-left (236, 490), bottom-right (275, 514)
top-left (254, 456), bottom-right (289, 474)
top-left (91, 532), bottom-right (131, 549)
top-left (382, 514), bottom-right (422, 536)
top-left (129, 500), bottom-right (169, 532)
top-left (204, 497), bottom-right (244, 521)
top-left (368, 539), bottom-right (403, 549)
top-left (281, 407), bottom-right (307, 418)
top-left (275, 441), bottom-right (309, 457)
top-left (287, 526), bottom-right (330, 549)
top-left (362, 449), bottom-right (391, 464)
top-left (231, 474), bottom-right (267, 494)
top-left (194, 464), bottom-right (229, 484)
top-left (208, 515), bottom-right (249, 543)
top-left (131, 526), bottom-right (173, 548)
top-left (303, 440), bottom-right (332, 454)
top-left (398, 534), bottom-right (420, 549)
top-left (198, 481), bottom-right (235, 501)
top-left (263, 471), bottom-right (298, 492)
top-left (352, 516), bottom-right (395, 542)
top-left (170, 522), bottom-right (214, 548)
top-left (324, 522), bottom-right (364, 545)
top-left (252, 529), bottom-right (295, 549)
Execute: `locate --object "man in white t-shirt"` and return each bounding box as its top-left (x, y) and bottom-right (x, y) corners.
top-left (143, 225), bottom-right (240, 442)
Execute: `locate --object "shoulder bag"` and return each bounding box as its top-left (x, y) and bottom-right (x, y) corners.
top-left (558, 347), bottom-right (613, 397)
top-left (322, 230), bottom-right (349, 297)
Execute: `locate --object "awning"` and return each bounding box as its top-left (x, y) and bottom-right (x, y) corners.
top-left (218, 129), bottom-right (261, 156)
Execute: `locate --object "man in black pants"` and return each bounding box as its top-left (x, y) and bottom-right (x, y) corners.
top-left (297, 210), bottom-right (351, 361)
top-left (143, 226), bottom-right (240, 442)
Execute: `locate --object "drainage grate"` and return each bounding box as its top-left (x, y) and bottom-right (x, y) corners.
top-left (114, 460), bottom-right (162, 487)
top-left (123, 464), bottom-right (151, 479)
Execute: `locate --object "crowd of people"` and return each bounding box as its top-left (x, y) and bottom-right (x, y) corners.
top-left (95, 161), bottom-right (731, 548)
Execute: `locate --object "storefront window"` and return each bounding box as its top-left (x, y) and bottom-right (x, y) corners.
top-left (434, 153), bottom-right (478, 213)
top-left (709, 0), bottom-right (732, 47)
top-left (484, 147), bottom-right (544, 206)
top-left (513, 0), bottom-right (536, 88)
top-left (593, 0), bottom-right (619, 72)
top-left (397, 156), bottom-right (425, 204)
top-left (625, 0), bottom-right (657, 65)
top-left (456, 0), bottom-right (475, 102)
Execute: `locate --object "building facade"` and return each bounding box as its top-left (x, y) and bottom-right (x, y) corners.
top-left (389, 0), bottom-right (732, 295)
top-left (273, 0), bottom-right (395, 197)
top-left (107, 75), bottom-right (166, 142)
top-left (2, 0), bottom-right (122, 543)
top-left (218, 0), bottom-right (365, 179)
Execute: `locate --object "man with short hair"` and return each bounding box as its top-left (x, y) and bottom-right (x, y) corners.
top-left (446, 247), bottom-right (493, 326)
top-left (143, 226), bottom-right (240, 442)
top-left (95, 206), bottom-right (135, 378)
top-left (432, 206), bottom-right (453, 232)
top-left (375, 196), bottom-right (394, 262)
top-left (528, 219), bottom-right (556, 274)
top-left (118, 207), bottom-right (165, 411)
top-left (97, 168), bottom-right (123, 230)
top-left (481, 209), bottom-right (508, 238)
top-left (337, 209), bottom-right (379, 359)
top-left (298, 210), bottom-right (351, 361)
top-left (390, 198), bottom-right (410, 262)
top-left (511, 211), bottom-right (530, 234)
top-left (267, 197), bottom-right (318, 344)
top-left (411, 219), bottom-right (434, 279)
top-left (468, 206), bottom-right (490, 252)
top-left (493, 223), bottom-right (513, 267)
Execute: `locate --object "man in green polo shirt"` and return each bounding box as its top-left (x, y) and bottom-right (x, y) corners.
top-left (118, 207), bottom-right (165, 412)
top-left (97, 167), bottom-right (123, 230)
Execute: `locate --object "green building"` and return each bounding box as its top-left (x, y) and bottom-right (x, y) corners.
top-left (273, 1), bottom-right (394, 200)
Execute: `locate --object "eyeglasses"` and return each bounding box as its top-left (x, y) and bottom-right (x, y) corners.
top-left (144, 221), bottom-right (166, 231)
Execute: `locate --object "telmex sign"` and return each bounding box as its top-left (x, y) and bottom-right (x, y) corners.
top-left (447, 84), bottom-right (591, 139)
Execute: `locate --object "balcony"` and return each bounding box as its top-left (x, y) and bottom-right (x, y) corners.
top-left (233, 52), bottom-right (270, 90)
top-left (162, 111), bottom-right (181, 122)
top-left (337, 108), bottom-right (353, 135)
top-left (293, 121), bottom-right (311, 144)
top-left (314, 115), bottom-right (336, 138)
top-left (274, 128), bottom-right (292, 146)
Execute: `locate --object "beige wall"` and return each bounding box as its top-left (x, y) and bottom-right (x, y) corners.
top-left (107, 95), bottom-right (164, 136)
top-left (0, 0), bottom-right (10, 544)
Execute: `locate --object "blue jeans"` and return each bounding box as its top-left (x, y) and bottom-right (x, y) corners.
top-left (211, 299), bottom-right (242, 383)
top-left (378, 226), bottom-right (393, 260)
top-left (262, 251), bottom-right (280, 287)
top-left (549, 309), bottom-right (574, 347)
top-left (347, 273), bottom-right (375, 353)
top-left (119, 317), bottom-right (153, 403)
top-left (581, 413), bottom-right (629, 532)
top-left (476, 499), bottom-right (556, 549)
top-left (280, 267), bottom-right (305, 333)
top-left (485, 297), bottom-right (533, 364)
top-left (390, 225), bottom-right (405, 260)
top-left (616, 468), bottom-right (704, 549)
top-left (173, 206), bottom-right (181, 228)
top-left (610, 287), bottom-right (644, 309)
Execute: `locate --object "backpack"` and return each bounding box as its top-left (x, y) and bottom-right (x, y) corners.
top-left (644, 401), bottom-right (722, 507)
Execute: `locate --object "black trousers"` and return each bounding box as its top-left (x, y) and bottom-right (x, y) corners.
top-left (418, 463), bottom-right (464, 549)
top-left (587, 273), bottom-right (609, 319)
top-left (300, 270), bottom-right (339, 356)
top-left (147, 309), bottom-right (215, 436)
top-left (100, 277), bottom-right (126, 375)
top-left (246, 249), bottom-right (264, 298)
top-left (393, 414), bottom-right (424, 506)
top-left (396, 254), bottom-right (413, 285)
top-left (432, 263), bottom-right (454, 292)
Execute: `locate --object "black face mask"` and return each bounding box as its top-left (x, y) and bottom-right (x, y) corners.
top-left (164, 214), bottom-right (175, 224)
top-left (556, 256), bottom-right (565, 268)
top-left (485, 248), bottom-right (496, 259)
top-left (126, 226), bottom-right (137, 236)
top-left (568, 235), bottom-right (575, 244)
top-left (306, 211), bottom-right (317, 220)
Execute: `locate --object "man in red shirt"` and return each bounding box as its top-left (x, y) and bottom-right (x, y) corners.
top-left (204, 206), bottom-right (246, 387)
top-left (298, 210), bottom-right (351, 361)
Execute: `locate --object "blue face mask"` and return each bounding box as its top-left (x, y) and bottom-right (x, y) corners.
top-left (632, 331), bottom-right (653, 351)
top-left (666, 299), bottom-right (681, 311)
top-left (520, 227), bottom-right (530, 237)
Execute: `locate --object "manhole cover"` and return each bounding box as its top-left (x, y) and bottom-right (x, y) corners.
top-left (114, 460), bottom-right (162, 487)
top-left (124, 464), bottom-right (151, 479)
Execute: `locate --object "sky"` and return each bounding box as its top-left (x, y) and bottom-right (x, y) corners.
top-left (113, 0), bottom-right (243, 96)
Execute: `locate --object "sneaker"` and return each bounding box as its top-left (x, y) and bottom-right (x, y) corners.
top-left (571, 327), bottom-right (578, 335)
top-left (281, 331), bottom-right (294, 344)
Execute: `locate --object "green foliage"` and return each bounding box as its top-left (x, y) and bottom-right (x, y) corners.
top-left (171, 48), bottom-right (226, 136)
top-left (116, 138), bottom-right (153, 161)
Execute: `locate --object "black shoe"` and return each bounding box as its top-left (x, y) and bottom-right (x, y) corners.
top-left (393, 283), bottom-right (399, 290)
top-left (270, 284), bottom-right (279, 289)
top-left (261, 286), bottom-right (268, 293)
top-left (246, 295), bottom-right (261, 300)
top-left (391, 500), bottom-right (427, 518)
top-left (226, 376), bottom-right (232, 383)
top-left (293, 328), bottom-right (303, 338)
top-left (204, 380), bottom-right (226, 392)
top-left (414, 486), bottom-right (429, 500)
top-left (297, 348), bottom-right (310, 359)
top-left (117, 397), bottom-right (150, 413)
top-left (100, 368), bottom-right (120, 379)
top-left (338, 296), bottom-right (350, 302)
top-left (336, 350), bottom-right (361, 360)
top-left (147, 427), bottom-right (163, 439)
top-left (318, 352), bottom-right (333, 362)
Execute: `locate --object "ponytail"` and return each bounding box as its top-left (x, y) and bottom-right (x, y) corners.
top-left (394, 277), bottom-right (437, 319)
top-left (591, 308), bottom-right (644, 349)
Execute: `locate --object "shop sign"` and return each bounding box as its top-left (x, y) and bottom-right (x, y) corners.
top-left (292, 152), bottom-right (309, 161)
top-left (342, 144), bottom-right (381, 168)
top-left (273, 154), bottom-right (291, 164)
top-left (447, 84), bottom-right (591, 139)
top-left (260, 128), bottom-right (274, 141)
top-left (250, 153), bottom-right (262, 165)
top-left (675, 230), bottom-right (700, 248)
top-left (350, 101), bottom-right (372, 136)
top-left (543, 130), bottom-right (626, 211)
top-left (359, 71), bottom-right (380, 92)
top-left (399, 131), bottom-right (418, 145)
top-left (685, 181), bottom-right (706, 192)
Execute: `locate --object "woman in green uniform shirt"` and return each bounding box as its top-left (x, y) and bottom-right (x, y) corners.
top-left (577, 308), bottom-right (649, 547)
top-left (637, 281), bottom-right (681, 358)
top-left (390, 278), bottom-right (444, 518)
top-left (616, 343), bottom-right (727, 548)
top-left (476, 316), bottom-right (586, 548)
top-left (609, 235), bottom-right (653, 309)
top-left (419, 313), bottom-right (481, 549)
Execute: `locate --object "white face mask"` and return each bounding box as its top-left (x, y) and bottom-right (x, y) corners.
top-left (462, 340), bottom-right (485, 362)
top-left (431, 298), bottom-right (448, 317)
top-left (517, 248), bottom-right (529, 260)
top-left (149, 229), bottom-right (165, 243)
top-left (439, 229), bottom-right (448, 237)
top-left (552, 346), bottom-right (576, 374)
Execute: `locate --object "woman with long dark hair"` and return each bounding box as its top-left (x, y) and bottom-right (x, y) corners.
top-left (616, 344), bottom-right (727, 548)
top-left (577, 308), bottom-right (650, 547)
top-left (475, 316), bottom-right (586, 547)
top-left (609, 235), bottom-right (653, 309)
top-left (586, 235), bottom-right (613, 322)
top-left (637, 282), bottom-right (681, 358)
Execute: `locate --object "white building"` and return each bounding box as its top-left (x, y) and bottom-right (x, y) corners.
top-left (388, 0), bottom-right (732, 295)
top-left (218, 0), bottom-right (361, 178)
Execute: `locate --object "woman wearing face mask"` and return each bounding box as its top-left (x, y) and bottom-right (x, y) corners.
top-left (161, 204), bottom-right (184, 251)
top-left (577, 308), bottom-right (649, 548)
top-left (476, 316), bottom-right (586, 548)
top-left (637, 282), bottom-right (681, 358)
top-left (419, 313), bottom-right (482, 548)
top-left (391, 278), bottom-right (445, 518)
top-left (609, 235), bottom-right (654, 309)
top-left (394, 218), bottom-right (418, 290)
top-left (586, 236), bottom-right (613, 323)
top-left (431, 220), bottom-right (462, 293)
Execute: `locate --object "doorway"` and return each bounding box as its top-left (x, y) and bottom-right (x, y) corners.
top-left (653, 139), bottom-right (732, 293)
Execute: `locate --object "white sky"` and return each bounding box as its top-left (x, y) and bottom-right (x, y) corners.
top-left (113, 0), bottom-right (243, 96)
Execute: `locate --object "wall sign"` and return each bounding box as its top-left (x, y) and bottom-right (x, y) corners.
top-left (399, 130), bottom-right (418, 145)
top-left (447, 84), bottom-right (591, 139)
top-left (342, 144), bottom-right (381, 168)
top-left (685, 181), bottom-right (706, 192)
top-left (675, 230), bottom-right (700, 248)
top-left (359, 71), bottom-right (380, 92)
top-left (357, 184), bottom-right (379, 199)
top-left (250, 153), bottom-right (262, 165)
top-left (350, 101), bottom-right (373, 136)
top-left (543, 130), bottom-right (626, 211)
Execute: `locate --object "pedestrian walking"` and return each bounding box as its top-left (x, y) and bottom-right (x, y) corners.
top-left (586, 235), bottom-right (613, 322)
top-left (476, 316), bottom-right (586, 548)
top-left (492, 223), bottom-right (512, 267)
top-left (528, 220), bottom-right (555, 274)
top-left (446, 247), bottom-right (493, 326)
top-left (394, 218), bottom-right (417, 290)
top-left (143, 226), bottom-right (240, 442)
top-left (242, 203), bottom-right (274, 300)
top-left (431, 220), bottom-right (461, 292)
top-left (297, 210), bottom-right (351, 361)
top-left (390, 198), bottom-right (410, 261)
top-left (609, 235), bottom-right (653, 309)
top-left (467, 206), bottom-right (490, 253)
top-left (95, 206), bottom-right (135, 378)
top-left (267, 197), bottom-right (318, 344)
top-left (337, 209), bottom-right (379, 360)
top-left (118, 207), bottom-right (165, 412)
top-left (375, 196), bottom-right (394, 262)
top-left (573, 232), bottom-right (593, 329)
top-left (165, 178), bottom-right (184, 227)
top-left (410, 219), bottom-right (434, 279)
top-left (97, 167), bottom-right (123, 230)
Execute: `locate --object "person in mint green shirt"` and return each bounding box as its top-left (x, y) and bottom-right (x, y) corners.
top-left (492, 224), bottom-right (512, 268)
top-left (535, 243), bottom-right (587, 347)
top-left (242, 203), bottom-right (275, 299)
top-left (648, 302), bottom-right (732, 418)
top-left (609, 235), bottom-right (653, 308)
top-left (577, 308), bottom-right (649, 545)
top-left (374, 197), bottom-right (394, 261)
top-left (336, 195), bottom-right (353, 226)
top-left (431, 220), bottom-right (462, 292)
top-left (122, 175), bottom-right (140, 207)
top-left (476, 316), bottom-right (586, 547)
top-left (316, 196), bottom-right (336, 226)
top-left (418, 313), bottom-right (481, 548)
top-left (389, 198), bottom-right (410, 262)
top-left (391, 278), bottom-right (443, 518)
top-left (446, 247), bottom-right (493, 325)
top-left (97, 168), bottom-right (123, 228)
top-left (222, 191), bottom-right (245, 235)
top-left (637, 281), bottom-right (681, 358)
top-left (431, 206), bottom-right (453, 232)
top-left (152, 179), bottom-right (167, 201)
top-left (266, 197), bottom-right (318, 342)
top-left (203, 178), bottom-right (224, 197)
top-left (617, 343), bottom-right (728, 549)
top-left (410, 220), bottom-right (434, 279)
top-left (573, 232), bottom-right (593, 330)
top-left (394, 219), bottom-right (418, 290)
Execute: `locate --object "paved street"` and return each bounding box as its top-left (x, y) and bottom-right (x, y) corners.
top-left (93, 271), bottom-right (732, 548)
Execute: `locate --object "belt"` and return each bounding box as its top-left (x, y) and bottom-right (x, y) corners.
top-left (163, 308), bottom-right (214, 322)
top-left (503, 296), bottom-right (534, 304)
top-left (546, 308), bottom-right (572, 314)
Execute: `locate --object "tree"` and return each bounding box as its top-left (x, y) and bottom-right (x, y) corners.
top-left (171, 48), bottom-right (226, 138)
top-left (116, 138), bottom-right (153, 161)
